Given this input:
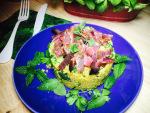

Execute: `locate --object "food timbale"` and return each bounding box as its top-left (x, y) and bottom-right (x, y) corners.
top-left (49, 23), bottom-right (115, 90)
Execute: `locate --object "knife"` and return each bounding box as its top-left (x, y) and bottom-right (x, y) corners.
top-left (33, 3), bottom-right (48, 36)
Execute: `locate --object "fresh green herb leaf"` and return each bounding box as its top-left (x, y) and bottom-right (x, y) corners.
top-left (26, 73), bottom-right (35, 86)
top-left (72, 67), bottom-right (77, 73)
top-left (115, 54), bottom-right (131, 63)
top-left (114, 63), bottom-right (126, 79)
top-left (27, 66), bottom-right (36, 74)
top-left (102, 89), bottom-right (110, 96)
top-left (15, 66), bottom-right (28, 75)
top-left (87, 96), bottom-right (110, 110)
top-left (93, 89), bottom-right (101, 98)
top-left (37, 79), bottom-right (58, 91)
top-left (66, 90), bottom-right (79, 105)
top-left (66, 90), bottom-right (79, 97)
top-left (75, 36), bottom-right (81, 40)
top-left (70, 44), bottom-right (79, 53)
top-left (54, 82), bottom-right (66, 96)
top-left (110, 0), bottom-right (121, 6)
top-left (104, 76), bottom-right (115, 89)
top-left (96, 0), bottom-right (108, 12)
top-left (134, 3), bottom-right (147, 10)
top-left (36, 69), bottom-right (49, 82)
top-left (70, 90), bottom-right (79, 95)
top-left (41, 58), bottom-right (49, 63)
top-left (76, 0), bottom-right (85, 5)
top-left (74, 22), bottom-right (85, 35)
top-left (76, 96), bottom-right (87, 111)
top-left (41, 57), bottom-right (51, 65)
top-left (85, 0), bottom-right (96, 10)
top-left (34, 52), bottom-right (45, 60)
top-left (27, 52), bottom-right (44, 67)
top-left (46, 50), bottom-right (50, 58)
top-left (88, 38), bottom-right (95, 46)
top-left (67, 95), bottom-right (78, 105)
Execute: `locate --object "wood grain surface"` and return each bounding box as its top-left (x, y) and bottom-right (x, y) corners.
top-left (0, 0), bottom-right (150, 113)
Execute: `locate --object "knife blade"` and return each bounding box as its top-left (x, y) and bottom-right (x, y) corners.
top-left (33, 3), bottom-right (48, 36)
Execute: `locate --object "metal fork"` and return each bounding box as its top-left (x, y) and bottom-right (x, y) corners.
top-left (0, 0), bottom-right (29, 63)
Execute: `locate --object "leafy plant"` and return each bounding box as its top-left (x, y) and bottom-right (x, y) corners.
top-left (64, 0), bottom-right (147, 12)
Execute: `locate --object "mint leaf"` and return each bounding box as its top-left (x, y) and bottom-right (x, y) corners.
top-left (70, 44), bottom-right (79, 53)
top-left (41, 57), bottom-right (51, 65)
top-left (93, 89), bottom-right (101, 98)
top-left (38, 79), bottom-right (58, 91)
top-left (72, 67), bottom-right (77, 73)
top-left (74, 22), bottom-right (85, 35)
top-left (66, 90), bottom-right (79, 105)
top-left (41, 57), bottom-right (49, 63)
top-left (115, 54), bottom-right (131, 63)
top-left (67, 95), bottom-right (78, 105)
top-left (27, 52), bottom-right (44, 67)
top-left (54, 82), bottom-right (66, 96)
top-left (66, 90), bottom-right (79, 97)
top-left (104, 76), bottom-right (115, 89)
top-left (110, 0), bottom-right (121, 6)
top-left (96, 0), bottom-right (108, 13)
top-left (15, 66), bottom-right (28, 75)
top-left (88, 38), bottom-right (95, 46)
top-left (114, 63), bottom-right (126, 79)
top-left (87, 96), bottom-right (110, 110)
top-left (102, 89), bottom-right (110, 96)
top-left (75, 96), bottom-right (87, 111)
top-left (75, 36), bottom-right (81, 40)
top-left (36, 70), bottom-right (49, 82)
top-left (26, 73), bottom-right (34, 86)
top-left (46, 50), bottom-right (50, 58)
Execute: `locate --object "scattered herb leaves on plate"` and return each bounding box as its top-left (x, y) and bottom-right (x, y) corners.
top-left (104, 76), bottom-right (115, 89)
top-left (70, 44), bottom-right (79, 53)
top-left (115, 54), bottom-right (131, 63)
top-left (87, 95), bottom-right (110, 110)
top-left (16, 66), bottom-right (28, 75)
top-left (114, 63), bottom-right (126, 79)
top-left (26, 73), bottom-right (35, 86)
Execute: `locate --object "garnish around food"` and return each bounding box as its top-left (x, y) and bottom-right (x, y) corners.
top-left (15, 23), bottom-right (131, 112)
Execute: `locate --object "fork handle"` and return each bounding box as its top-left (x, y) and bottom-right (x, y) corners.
top-left (0, 21), bottom-right (21, 63)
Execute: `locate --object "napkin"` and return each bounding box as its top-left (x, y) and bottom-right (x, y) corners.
top-left (0, 10), bottom-right (70, 59)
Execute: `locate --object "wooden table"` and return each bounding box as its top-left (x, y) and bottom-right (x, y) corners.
top-left (0, 0), bottom-right (150, 113)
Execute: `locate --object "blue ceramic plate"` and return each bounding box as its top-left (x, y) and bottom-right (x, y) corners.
top-left (13, 23), bottom-right (143, 113)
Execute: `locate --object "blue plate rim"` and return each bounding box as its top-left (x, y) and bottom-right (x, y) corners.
top-left (12, 23), bottom-right (143, 113)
